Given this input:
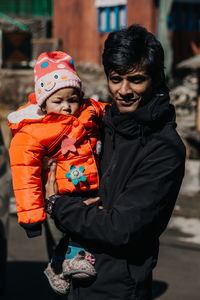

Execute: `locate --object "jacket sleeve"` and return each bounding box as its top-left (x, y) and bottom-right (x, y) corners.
top-left (9, 130), bottom-right (47, 235)
top-left (90, 99), bottom-right (108, 119)
top-left (53, 139), bottom-right (186, 247)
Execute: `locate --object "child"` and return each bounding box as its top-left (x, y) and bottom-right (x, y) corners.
top-left (8, 51), bottom-right (106, 295)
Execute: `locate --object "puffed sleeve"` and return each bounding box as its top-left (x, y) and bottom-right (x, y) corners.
top-left (9, 130), bottom-right (46, 236)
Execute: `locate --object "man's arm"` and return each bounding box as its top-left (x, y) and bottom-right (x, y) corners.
top-left (50, 141), bottom-right (185, 247)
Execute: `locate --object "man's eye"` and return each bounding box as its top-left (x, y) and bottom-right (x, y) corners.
top-left (110, 77), bottom-right (121, 83)
top-left (129, 76), bottom-right (146, 83)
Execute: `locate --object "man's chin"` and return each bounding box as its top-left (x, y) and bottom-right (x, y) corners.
top-left (116, 100), bottom-right (140, 113)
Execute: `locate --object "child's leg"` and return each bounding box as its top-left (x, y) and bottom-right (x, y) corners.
top-left (52, 235), bottom-right (69, 263)
top-left (44, 214), bottom-right (65, 259)
top-left (44, 235), bottom-right (71, 295)
top-left (63, 243), bottom-right (97, 281)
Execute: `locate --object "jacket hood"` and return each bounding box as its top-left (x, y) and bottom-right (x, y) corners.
top-left (8, 103), bottom-right (46, 135)
top-left (8, 97), bottom-right (107, 136)
top-left (104, 91), bottom-right (176, 144)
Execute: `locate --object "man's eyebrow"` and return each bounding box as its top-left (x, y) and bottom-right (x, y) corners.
top-left (110, 73), bottom-right (120, 76)
top-left (128, 74), bottom-right (148, 78)
top-left (129, 74), bottom-right (146, 77)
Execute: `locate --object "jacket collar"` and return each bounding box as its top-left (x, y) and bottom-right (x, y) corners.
top-left (104, 91), bottom-right (176, 143)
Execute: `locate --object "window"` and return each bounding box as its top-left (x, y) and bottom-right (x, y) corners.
top-left (95, 0), bottom-right (127, 33)
top-left (168, 0), bottom-right (200, 31)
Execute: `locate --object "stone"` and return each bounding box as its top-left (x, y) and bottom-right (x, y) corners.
top-left (180, 159), bottom-right (200, 196)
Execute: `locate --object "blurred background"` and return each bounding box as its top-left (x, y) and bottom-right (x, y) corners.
top-left (0, 0), bottom-right (199, 299)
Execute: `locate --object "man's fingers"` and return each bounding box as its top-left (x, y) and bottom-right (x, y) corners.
top-left (98, 205), bottom-right (104, 210)
top-left (45, 161), bottom-right (58, 198)
top-left (48, 158), bottom-right (57, 168)
top-left (49, 161), bottom-right (57, 180)
top-left (42, 157), bottom-right (57, 172)
top-left (84, 197), bottom-right (100, 206)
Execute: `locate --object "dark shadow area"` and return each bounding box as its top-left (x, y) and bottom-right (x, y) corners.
top-left (0, 264), bottom-right (168, 300)
top-left (152, 280), bottom-right (168, 299)
top-left (0, 261), bottom-right (67, 300)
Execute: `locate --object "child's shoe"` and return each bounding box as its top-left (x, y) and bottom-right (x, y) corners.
top-left (63, 250), bottom-right (97, 280)
top-left (44, 262), bottom-right (71, 295)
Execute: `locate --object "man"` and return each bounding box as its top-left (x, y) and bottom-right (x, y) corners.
top-left (45, 25), bottom-right (186, 299)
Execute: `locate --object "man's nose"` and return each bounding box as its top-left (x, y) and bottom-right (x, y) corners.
top-left (119, 80), bottom-right (133, 97)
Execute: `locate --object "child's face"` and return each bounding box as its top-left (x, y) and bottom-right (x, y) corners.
top-left (42, 88), bottom-right (81, 115)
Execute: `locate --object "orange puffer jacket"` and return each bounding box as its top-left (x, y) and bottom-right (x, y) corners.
top-left (8, 98), bottom-right (106, 228)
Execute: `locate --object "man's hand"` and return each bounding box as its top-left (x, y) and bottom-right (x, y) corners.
top-left (84, 197), bottom-right (103, 209)
top-left (45, 158), bottom-right (103, 209)
top-left (45, 160), bottom-right (58, 199)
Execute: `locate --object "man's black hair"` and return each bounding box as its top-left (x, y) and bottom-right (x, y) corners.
top-left (102, 24), bottom-right (167, 91)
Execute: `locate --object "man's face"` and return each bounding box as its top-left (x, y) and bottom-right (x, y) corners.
top-left (108, 68), bottom-right (153, 113)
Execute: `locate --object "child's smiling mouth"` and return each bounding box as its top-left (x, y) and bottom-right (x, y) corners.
top-left (45, 82), bottom-right (56, 92)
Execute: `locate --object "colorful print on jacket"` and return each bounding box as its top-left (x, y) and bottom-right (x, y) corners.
top-left (8, 97), bottom-right (106, 225)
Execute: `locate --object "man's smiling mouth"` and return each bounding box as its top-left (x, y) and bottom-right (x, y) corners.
top-left (117, 98), bottom-right (139, 104)
top-left (45, 82), bottom-right (56, 92)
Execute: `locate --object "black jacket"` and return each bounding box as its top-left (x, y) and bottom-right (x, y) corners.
top-left (53, 92), bottom-right (186, 300)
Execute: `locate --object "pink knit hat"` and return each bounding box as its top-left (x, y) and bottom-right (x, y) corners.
top-left (34, 51), bottom-right (82, 106)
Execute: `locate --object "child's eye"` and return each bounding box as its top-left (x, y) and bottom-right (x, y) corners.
top-left (54, 74), bottom-right (58, 79)
top-left (69, 98), bottom-right (79, 103)
top-left (40, 82), bottom-right (44, 87)
top-left (51, 99), bottom-right (61, 104)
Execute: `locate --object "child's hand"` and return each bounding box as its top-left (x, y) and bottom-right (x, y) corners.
top-left (84, 197), bottom-right (103, 209)
top-left (45, 160), bottom-right (58, 199)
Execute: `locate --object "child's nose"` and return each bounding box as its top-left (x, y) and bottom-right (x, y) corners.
top-left (62, 102), bottom-right (70, 111)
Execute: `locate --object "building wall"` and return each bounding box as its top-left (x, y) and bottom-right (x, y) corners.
top-left (53, 0), bottom-right (158, 65)
top-left (127, 0), bottom-right (158, 35)
top-left (53, 0), bottom-right (108, 65)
